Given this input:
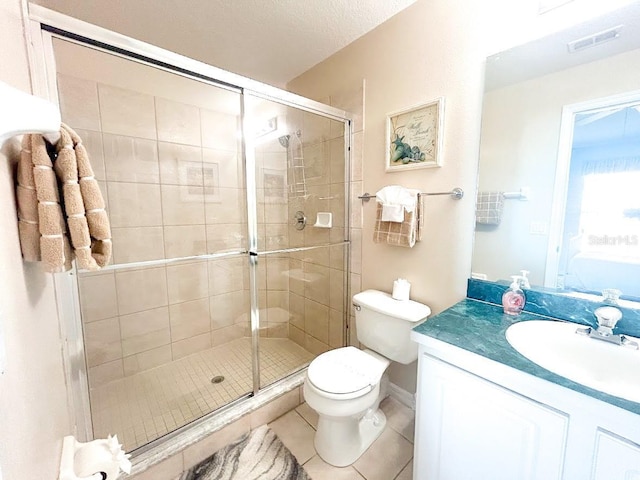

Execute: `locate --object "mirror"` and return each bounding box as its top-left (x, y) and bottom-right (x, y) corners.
top-left (472, 3), bottom-right (640, 305)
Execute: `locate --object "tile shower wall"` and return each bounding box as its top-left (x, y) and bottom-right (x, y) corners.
top-left (283, 83), bottom-right (364, 354)
top-left (57, 68), bottom-right (249, 389)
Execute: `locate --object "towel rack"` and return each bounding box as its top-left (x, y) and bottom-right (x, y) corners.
top-left (358, 187), bottom-right (464, 202)
top-left (503, 187), bottom-right (529, 200)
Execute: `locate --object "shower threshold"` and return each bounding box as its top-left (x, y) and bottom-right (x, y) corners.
top-left (89, 337), bottom-right (314, 451)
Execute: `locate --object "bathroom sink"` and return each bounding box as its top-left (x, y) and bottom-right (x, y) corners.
top-left (505, 320), bottom-right (640, 403)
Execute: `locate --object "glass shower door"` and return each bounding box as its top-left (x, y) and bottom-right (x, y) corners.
top-left (244, 94), bottom-right (350, 388)
top-left (51, 36), bottom-right (253, 452)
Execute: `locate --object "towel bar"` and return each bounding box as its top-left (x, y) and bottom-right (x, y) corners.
top-left (358, 187), bottom-right (464, 202)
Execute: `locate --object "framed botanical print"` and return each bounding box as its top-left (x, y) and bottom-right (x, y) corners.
top-left (385, 97), bottom-right (444, 172)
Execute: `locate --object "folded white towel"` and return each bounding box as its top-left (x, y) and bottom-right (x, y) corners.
top-left (381, 203), bottom-right (404, 222)
top-left (376, 186), bottom-right (419, 223)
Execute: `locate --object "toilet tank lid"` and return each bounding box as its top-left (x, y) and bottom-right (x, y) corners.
top-left (353, 289), bottom-right (431, 322)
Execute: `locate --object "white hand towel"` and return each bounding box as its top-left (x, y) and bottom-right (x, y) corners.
top-left (381, 203), bottom-right (405, 222)
top-left (376, 186), bottom-right (419, 223)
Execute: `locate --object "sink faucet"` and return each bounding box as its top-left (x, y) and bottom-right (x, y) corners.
top-left (575, 306), bottom-right (639, 349)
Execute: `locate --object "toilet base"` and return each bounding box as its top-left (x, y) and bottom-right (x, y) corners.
top-left (314, 408), bottom-right (387, 467)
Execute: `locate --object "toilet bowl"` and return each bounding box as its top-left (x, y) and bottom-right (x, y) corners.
top-left (304, 346), bottom-right (390, 467)
top-left (303, 289), bottom-right (431, 467)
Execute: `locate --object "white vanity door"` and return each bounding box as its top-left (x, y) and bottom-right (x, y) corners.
top-left (590, 429), bottom-right (640, 480)
top-left (414, 354), bottom-right (569, 480)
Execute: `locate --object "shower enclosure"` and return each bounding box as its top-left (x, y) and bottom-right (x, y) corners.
top-left (36, 11), bottom-right (351, 454)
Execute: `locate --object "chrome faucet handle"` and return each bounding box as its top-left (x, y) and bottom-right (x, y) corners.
top-left (594, 306), bottom-right (622, 335)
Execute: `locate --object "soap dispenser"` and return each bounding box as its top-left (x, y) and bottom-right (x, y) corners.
top-left (502, 276), bottom-right (525, 316)
top-left (519, 270), bottom-right (531, 289)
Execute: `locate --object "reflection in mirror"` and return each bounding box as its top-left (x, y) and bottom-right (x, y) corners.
top-left (472, 3), bottom-right (640, 305)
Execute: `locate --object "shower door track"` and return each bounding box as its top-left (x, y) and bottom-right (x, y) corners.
top-left (26, 2), bottom-right (353, 468)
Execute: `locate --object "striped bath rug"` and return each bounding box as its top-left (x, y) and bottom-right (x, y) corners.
top-left (180, 425), bottom-right (311, 480)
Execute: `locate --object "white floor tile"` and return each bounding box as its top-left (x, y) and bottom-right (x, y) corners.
top-left (295, 402), bottom-right (319, 429)
top-left (353, 428), bottom-right (413, 480)
top-left (380, 396), bottom-right (415, 443)
top-left (269, 410), bottom-right (317, 464)
top-left (303, 455), bottom-right (366, 480)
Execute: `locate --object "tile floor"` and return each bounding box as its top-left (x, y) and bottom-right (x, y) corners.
top-left (91, 337), bottom-right (314, 451)
top-left (269, 397), bottom-right (415, 480)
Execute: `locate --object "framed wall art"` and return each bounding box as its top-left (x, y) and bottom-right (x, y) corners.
top-left (385, 97), bottom-right (444, 172)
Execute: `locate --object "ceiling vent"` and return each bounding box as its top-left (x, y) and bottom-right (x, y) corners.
top-left (567, 25), bottom-right (623, 53)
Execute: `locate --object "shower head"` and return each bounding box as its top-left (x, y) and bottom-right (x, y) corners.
top-left (278, 134), bottom-right (290, 148)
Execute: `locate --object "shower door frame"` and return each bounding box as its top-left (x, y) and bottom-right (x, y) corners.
top-left (26, 3), bottom-right (353, 450)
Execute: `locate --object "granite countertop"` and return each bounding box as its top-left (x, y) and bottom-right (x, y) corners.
top-left (412, 298), bottom-right (640, 416)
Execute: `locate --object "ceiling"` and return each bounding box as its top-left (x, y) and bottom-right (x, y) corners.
top-left (32, 0), bottom-right (417, 87)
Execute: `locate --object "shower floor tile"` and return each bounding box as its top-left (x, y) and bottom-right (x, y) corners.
top-left (90, 337), bottom-right (314, 452)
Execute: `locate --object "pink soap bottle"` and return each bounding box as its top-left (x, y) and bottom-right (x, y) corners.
top-left (502, 276), bottom-right (525, 316)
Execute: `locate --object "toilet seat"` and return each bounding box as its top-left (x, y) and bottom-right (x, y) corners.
top-left (307, 347), bottom-right (388, 400)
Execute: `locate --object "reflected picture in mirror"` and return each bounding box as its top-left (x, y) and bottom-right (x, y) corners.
top-left (472, 3), bottom-right (640, 305)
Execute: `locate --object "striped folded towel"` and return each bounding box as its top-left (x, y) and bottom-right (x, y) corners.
top-left (373, 193), bottom-right (424, 248)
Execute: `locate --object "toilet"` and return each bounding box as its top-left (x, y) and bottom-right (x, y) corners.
top-left (303, 289), bottom-right (431, 467)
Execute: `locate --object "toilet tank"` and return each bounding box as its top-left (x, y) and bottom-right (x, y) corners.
top-left (353, 289), bottom-right (431, 364)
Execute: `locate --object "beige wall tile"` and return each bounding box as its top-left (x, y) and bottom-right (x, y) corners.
top-left (264, 223), bottom-right (288, 250)
top-left (167, 262), bottom-right (208, 304)
top-left (289, 325), bottom-right (305, 347)
top-left (156, 97), bottom-right (201, 146)
top-left (304, 263), bottom-right (330, 306)
top-left (57, 74), bottom-right (101, 131)
top-left (289, 293), bottom-right (305, 330)
top-left (250, 388), bottom-right (301, 428)
top-left (266, 291), bottom-right (289, 323)
top-left (264, 202), bottom-right (288, 224)
top-left (161, 185), bottom-right (205, 225)
top-left (111, 227), bottom-right (165, 264)
top-left (75, 129), bottom-right (105, 181)
top-left (163, 225), bottom-right (207, 258)
top-left (158, 142), bottom-right (203, 186)
top-left (266, 257), bottom-right (289, 290)
top-left (169, 298), bottom-right (210, 341)
top-left (329, 243), bottom-right (346, 271)
top-left (171, 332), bottom-right (211, 359)
top-left (267, 322), bottom-right (289, 338)
top-left (329, 308), bottom-right (345, 348)
top-left (123, 345), bottom-right (172, 376)
top-left (128, 453), bottom-right (184, 480)
top-left (305, 334), bottom-right (330, 356)
top-left (206, 224), bottom-right (245, 254)
top-left (208, 258), bottom-right (245, 295)
top-left (211, 324), bottom-right (244, 346)
top-left (120, 306), bottom-right (170, 339)
top-left (204, 187), bottom-right (245, 225)
top-left (288, 259), bottom-right (304, 296)
top-left (102, 133), bottom-right (160, 188)
top-left (305, 299), bottom-right (329, 343)
top-left (103, 134), bottom-right (159, 184)
top-left (78, 271), bottom-right (118, 322)
top-left (115, 267), bottom-right (168, 315)
top-left (98, 84), bottom-right (156, 140)
top-left (107, 182), bottom-right (162, 228)
top-left (88, 359), bottom-right (123, 388)
top-left (202, 148), bottom-right (240, 188)
top-left (182, 415), bottom-right (250, 469)
top-left (84, 317), bottom-right (122, 367)
top-left (122, 327), bottom-right (171, 357)
top-left (210, 291), bottom-right (248, 329)
top-left (200, 109), bottom-right (240, 151)
top-left (295, 403), bottom-right (319, 429)
top-left (329, 268), bottom-right (345, 312)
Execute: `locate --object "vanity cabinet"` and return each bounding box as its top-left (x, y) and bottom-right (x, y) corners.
top-left (413, 344), bottom-right (640, 480)
top-left (414, 355), bottom-right (568, 480)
